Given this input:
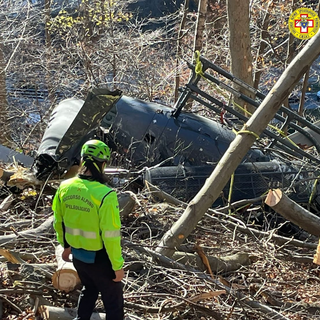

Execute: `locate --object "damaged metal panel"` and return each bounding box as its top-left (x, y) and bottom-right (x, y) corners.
top-left (0, 145), bottom-right (34, 167)
top-left (34, 88), bottom-right (122, 179)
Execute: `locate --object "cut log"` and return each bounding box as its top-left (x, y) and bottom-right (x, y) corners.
top-left (118, 191), bottom-right (137, 219)
top-left (37, 306), bottom-right (105, 320)
top-left (265, 189), bottom-right (320, 237)
top-left (52, 245), bottom-right (80, 293)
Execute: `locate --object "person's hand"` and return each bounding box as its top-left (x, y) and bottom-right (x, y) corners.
top-left (62, 247), bottom-right (72, 262)
top-left (113, 268), bottom-right (124, 282)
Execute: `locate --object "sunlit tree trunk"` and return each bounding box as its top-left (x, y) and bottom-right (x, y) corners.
top-left (253, 0), bottom-right (273, 89)
top-left (185, 0), bottom-right (208, 109)
top-left (174, 0), bottom-right (189, 102)
top-left (0, 38), bottom-right (9, 146)
top-left (193, 0), bottom-right (208, 52)
top-left (227, 0), bottom-right (254, 115)
top-left (286, 0), bottom-right (298, 68)
top-left (283, 0), bottom-right (298, 131)
top-left (44, 0), bottom-right (55, 106)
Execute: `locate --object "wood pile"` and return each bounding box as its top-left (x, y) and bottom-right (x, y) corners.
top-left (1, 165), bottom-right (320, 320)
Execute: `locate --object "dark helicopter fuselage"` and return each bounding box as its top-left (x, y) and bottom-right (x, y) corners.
top-left (33, 89), bottom-right (315, 207)
top-left (102, 96), bottom-right (268, 169)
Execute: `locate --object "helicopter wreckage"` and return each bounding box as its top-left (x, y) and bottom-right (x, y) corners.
top-left (8, 55), bottom-right (320, 217)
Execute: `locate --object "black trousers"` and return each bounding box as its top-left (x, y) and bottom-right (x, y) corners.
top-left (73, 258), bottom-right (124, 320)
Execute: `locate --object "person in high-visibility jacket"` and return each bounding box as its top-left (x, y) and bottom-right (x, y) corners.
top-left (52, 139), bottom-right (125, 320)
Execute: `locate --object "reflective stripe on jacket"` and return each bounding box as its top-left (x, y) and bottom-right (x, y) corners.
top-left (52, 176), bottom-right (124, 270)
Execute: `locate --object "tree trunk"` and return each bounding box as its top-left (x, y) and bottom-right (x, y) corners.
top-left (227, 0), bottom-right (254, 115)
top-left (286, 0), bottom-right (298, 67)
top-left (283, 0), bottom-right (298, 119)
top-left (156, 31), bottom-right (320, 257)
top-left (193, 0), bottom-right (208, 53)
top-left (174, 0), bottom-right (189, 102)
top-left (253, 0), bottom-right (272, 89)
top-left (0, 37), bottom-right (9, 146)
top-left (185, 0), bottom-right (208, 110)
top-left (172, 251), bottom-right (250, 273)
top-left (44, 0), bottom-right (55, 107)
top-left (265, 189), bottom-right (320, 237)
top-left (0, 216), bottom-right (53, 247)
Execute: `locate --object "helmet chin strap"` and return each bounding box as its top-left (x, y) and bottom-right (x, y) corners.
top-left (82, 156), bottom-right (102, 173)
top-left (93, 162), bottom-right (101, 173)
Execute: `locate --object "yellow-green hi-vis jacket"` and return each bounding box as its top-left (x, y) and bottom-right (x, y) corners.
top-left (52, 176), bottom-right (124, 271)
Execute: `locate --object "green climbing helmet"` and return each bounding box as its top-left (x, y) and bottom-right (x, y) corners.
top-left (81, 139), bottom-right (111, 162)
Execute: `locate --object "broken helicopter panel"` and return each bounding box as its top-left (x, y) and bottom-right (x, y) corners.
top-left (32, 55), bottom-right (320, 209)
top-left (0, 144), bottom-right (34, 167)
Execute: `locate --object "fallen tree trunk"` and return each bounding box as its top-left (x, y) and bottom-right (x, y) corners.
top-left (146, 182), bottom-right (251, 271)
top-left (172, 251), bottom-right (250, 273)
top-left (265, 189), bottom-right (320, 237)
top-left (37, 306), bottom-right (105, 320)
top-left (51, 245), bottom-right (80, 293)
top-left (0, 216), bottom-right (54, 246)
top-left (146, 181), bottom-right (318, 249)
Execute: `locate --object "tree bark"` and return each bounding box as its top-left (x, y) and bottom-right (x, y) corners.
top-left (0, 194), bottom-right (14, 211)
top-left (227, 0), bottom-right (254, 114)
top-left (253, 0), bottom-right (272, 89)
top-left (174, 0), bottom-right (189, 102)
top-left (265, 189), bottom-right (320, 237)
top-left (172, 251), bottom-right (250, 273)
top-left (156, 31), bottom-right (320, 257)
top-left (193, 0), bottom-right (208, 53)
top-left (185, 0), bottom-right (208, 110)
top-left (0, 36), bottom-right (9, 146)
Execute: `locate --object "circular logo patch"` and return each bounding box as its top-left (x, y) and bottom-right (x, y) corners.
top-left (288, 8), bottom-right (320, 39)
